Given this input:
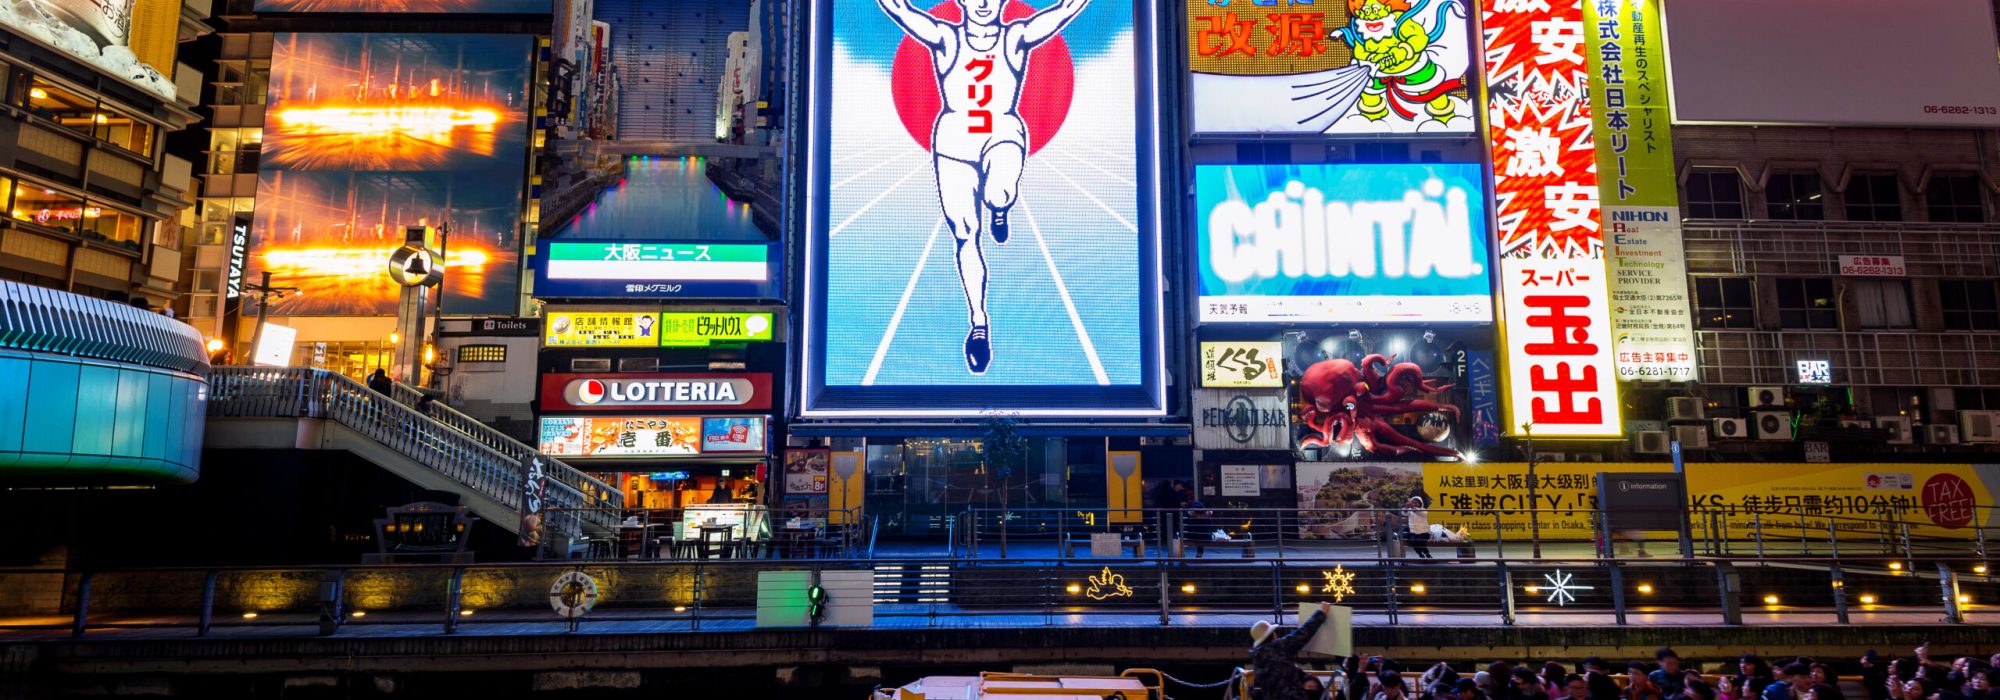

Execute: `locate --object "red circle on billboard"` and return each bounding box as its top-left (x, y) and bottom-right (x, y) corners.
top-left (888, 0), bottom-right (1074, 156)
top-left (578, 379), bottom-right (605, 405)
top-left (1922, 473), bottom-right (1976, 529)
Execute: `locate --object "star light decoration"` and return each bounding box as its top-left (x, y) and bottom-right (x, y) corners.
top-left (1320, 565), bottom-right (1357, 602)
top-left (1540, 569), bottom-right (1594, 606)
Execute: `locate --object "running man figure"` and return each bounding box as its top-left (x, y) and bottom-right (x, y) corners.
top-left (877, 0), bottom-right (1090, 374)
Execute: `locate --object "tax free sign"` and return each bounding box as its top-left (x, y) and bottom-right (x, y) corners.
top-left (1196, 163), bottom-right (1493, 324)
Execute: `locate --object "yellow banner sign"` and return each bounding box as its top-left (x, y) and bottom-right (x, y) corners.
top-left (544, 312), bottom-right (660, 347)
top-left (1199, 341), bottom-right (1283, 388)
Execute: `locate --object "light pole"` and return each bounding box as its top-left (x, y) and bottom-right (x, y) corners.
top-left (1522, 421), bottom-right (1541, 559)
top-left (244, 271), bottom-right (298, 365)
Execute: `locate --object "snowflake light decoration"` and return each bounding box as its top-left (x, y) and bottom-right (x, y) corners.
top-left (1320, 566), bottom-right (1357, 602)
top-left (1540, 569), bottom-right (1594, 606)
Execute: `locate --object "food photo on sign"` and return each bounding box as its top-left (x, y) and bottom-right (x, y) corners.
top-left (1283, 328), bottom-right (1482, 462)
top-left (785, 449), bottom-right (830, 495)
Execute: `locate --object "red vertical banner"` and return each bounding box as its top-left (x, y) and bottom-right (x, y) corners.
top-left (1483, 0), bottom-right (1622, 438)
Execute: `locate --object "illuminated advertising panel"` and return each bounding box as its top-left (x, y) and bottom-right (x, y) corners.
top-left (540, 373), bottom-right (774, 412)
top-left (1483, 0), bottom-right (1621, 438)
top-left (1196, 163), bottom-right (1491, 324)
top-left (533, 241), bottom-right (781, 300)
top-left (1198, 341), bottom-right (1281, 389)
top-left (1588, 0), bottom-right (1694, 383)
top-left (701, 417), bottom-right (768, 453)
top-left (658, 312), bottom-right (774, 346)
top-left (1285, 327), bottom-right (1485, 461)
top-left (799, 0), bottom-right (1167, 416)
top-left (543, 310), bottom-right (774, 347)
top-left (250, 33), bottom-right (532, 317)
top-left (539, 416), bottom-right (702, 458)
top-left (1186, 0), bottom-right (1473, 136)
top-left (254, 0), bottom-right (550, 13)
top-left (0, 0), bottom-right (173, 98)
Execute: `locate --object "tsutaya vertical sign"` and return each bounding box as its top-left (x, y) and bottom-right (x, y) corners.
top-left (1484, 0), bottom-right (1622, 437)
top-left (1587, 0), bottom-right (1694, 383)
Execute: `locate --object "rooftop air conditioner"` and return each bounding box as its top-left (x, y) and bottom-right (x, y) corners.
top-left (1748, 386), bottom-right (1787, 408)
top-left (1666, 396), bottom-right (1704, 422)
top-left (1924, 424), bottom-right (1962, 446)
top-left (1712, 417), bottom-right (1749, 440)
top-left (1875, 416), bottom-right (1914, 445)
top-left (1672, 424), bottom-right (1710, 450)
top-left (1754, 411), bottom-right (1793, 440)
top-left (1958, 410), bottom-right (2000, 444)
top-left (1632, 430), bottom-right (1671, 455)
top-left (1838, 419), bottom-right (1872, 430)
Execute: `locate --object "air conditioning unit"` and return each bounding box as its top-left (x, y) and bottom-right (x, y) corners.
top-left (1666, 396), bottom-right (1705, 422)
top-left (1754, 411), bottom-right (1793, 440)
top-left (1632, 430), bottom-right (1671, 455)
top-left (1748, 386), bottom-right (1788, 408)
top-left (1534, 452), bottom-right (1567, 463)
top-left (1876, 416), bottom-right (1914, 445)
top-left (1673, 424), bottom-right (1710, 450)
top-left (1924, 424), bottom-right (1962, 446)
top-left (1712, 417), bottom-right (1750, 440)
top-left (1958, 410), bottom-right (2000, 443)
top-left (1838, 419), bottom-right (1872, 430)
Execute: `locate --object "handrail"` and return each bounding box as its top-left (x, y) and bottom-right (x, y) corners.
top-left (207, 367), bottom-right (617, 537)
top-left (391, 381), bottom-right (621, 513)
top-left (0, 280), bottom-right (208, 375)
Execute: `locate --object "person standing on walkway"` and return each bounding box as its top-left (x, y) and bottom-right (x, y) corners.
top-left (367, 369), bottom-right (392, 396)
top-left (1248, 602), bottom-right (1333, 700)
top-left (1402, 496), bottom-right (1434, 559)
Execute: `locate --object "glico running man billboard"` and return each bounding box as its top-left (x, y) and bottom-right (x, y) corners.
top-left (798, 0), bottom-right (1167, 417)
top-left (1196, 163), bottom-right (1492, 324)
top-left (250, 33), bottom-right (532, 316)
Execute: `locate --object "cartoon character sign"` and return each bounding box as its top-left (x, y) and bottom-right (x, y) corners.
top-left (1285, 329), bottom-right (1475, 461)
top-left (1188, 0), bottom-right (1471, 135)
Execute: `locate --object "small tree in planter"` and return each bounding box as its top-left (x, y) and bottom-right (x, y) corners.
top-left (980, 412), bottom-right (1029, 557)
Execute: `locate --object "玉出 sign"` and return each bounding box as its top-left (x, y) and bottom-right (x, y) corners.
top-left (1196, 164), bottom-right (1493, 324)
top-left (1199, 341), bottom-right (1282, 388)
top-left (1485, 0), bottom-right (1623, 438)
top-left (1193, 389), bottom-right (1291, 451)
top-left (536, 241), bottom-right (780, 299)
top-left (1838, 255), bottom-right (1906, 277)
top-left (541, 373), bottom-right (772, 411)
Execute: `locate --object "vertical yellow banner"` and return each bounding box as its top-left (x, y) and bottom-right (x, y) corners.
top-left (1107, 451), bottom-right (1143, 524)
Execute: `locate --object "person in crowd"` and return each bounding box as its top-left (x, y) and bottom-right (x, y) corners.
top-left (1581, 658), bottom-right (1620, 700)
top-left (1513, 666), bottom-right (1550, 700)
top-left (1374, 670), bottom-right (1412, 700)
top-left (1766, 663), bottom-right (1801, 700)
top-left (1628, 662), bottom-right (1666, 700)
top-left (1736, 655), bottom-right (1777, 699)
top-left (1719, 675), bottom-right (1740, 700)
top-left (1810, 664), bottom-right (1846, 700)
top-left (1543, 663), bottom-right (1571, 695)
top-left (1248, 602), bottom-right (1332, 700)
top-left (1423, 663), bottom-right (1462, 700)
top-left (1865, 652), bottom-right (1891, 700)
top-left (1686, 680), bottom-right (1717, 700)
top-left (1458, 678), bottom-right (1491, 700)
top-left (367, 368), bottom-right (392, 396)
top-left (1652, 650), bottom-right (1688, 698)
top-left (1560, 675), bottom-right (1591, 700)
top-left (1487, 663), bottom-right (1517, 700)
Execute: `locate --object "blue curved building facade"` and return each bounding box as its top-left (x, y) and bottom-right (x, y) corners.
top-left (0, 283), bottom-right (209, 484)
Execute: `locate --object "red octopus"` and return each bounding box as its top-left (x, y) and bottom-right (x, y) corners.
top-left (1297, 354), bottom-right (1461, 458)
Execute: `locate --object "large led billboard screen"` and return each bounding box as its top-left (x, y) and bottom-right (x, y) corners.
top-left (1663, 0), bottom-right (2000, 128)
top-left (1185, 0), bottom-right (1474, 136)
top-left (254, 0), bottom-right (550, 13)
top-left (0, 0), bottom-right (174, 98)
top-left (1196, 163), bottom-right (1491, 324)
top-left (798, 0), bottom-right (1167, 417)
top-left (250, 33), bottom-right (532, 316)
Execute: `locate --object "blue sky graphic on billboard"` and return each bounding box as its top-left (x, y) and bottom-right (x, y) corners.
top-left (800, 0), bottom-right (1165, 416)
top-left (251, 33), bottom-right (531, 316)
top-left (1196, 163), bottom-right (1492, 324)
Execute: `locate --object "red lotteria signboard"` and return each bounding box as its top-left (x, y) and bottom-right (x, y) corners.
top-left (540, 373), bottom-right (772, 412)
top-left (1483, 0), bottom-right (1622, 438)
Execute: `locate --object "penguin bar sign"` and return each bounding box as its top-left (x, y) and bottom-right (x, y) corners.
top-left (540, 373), bottom-right (773, 411)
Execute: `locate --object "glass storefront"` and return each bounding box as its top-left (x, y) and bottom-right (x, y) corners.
top-left (862, 437), bottom-right (1085, 537)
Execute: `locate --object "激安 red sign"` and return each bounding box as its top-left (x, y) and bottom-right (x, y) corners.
top-left (539, 373), bottom-right (772, 412)
top-left (1837, 255), bottom-right (1906, 277)
top-left (1484, 0), bottom-right (1622, 438)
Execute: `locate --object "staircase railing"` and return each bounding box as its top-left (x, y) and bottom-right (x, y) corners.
top-left (207, 367), bottom-right (619, 537)
top-left (389, 381), bottom-right (622, 514)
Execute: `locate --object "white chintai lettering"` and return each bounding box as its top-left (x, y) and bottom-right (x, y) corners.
top-left (1208, 178), bottom-right (1484, 283)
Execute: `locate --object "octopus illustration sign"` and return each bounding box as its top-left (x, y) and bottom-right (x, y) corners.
top-left (1285, 328), bottom-right (1478, 461)
top-left (799, 0), bottom-right (1167, 416)
top-left (1482, 0), bottom-right (1622, 438)
top-left (1186, 0), bottom-right (1474, 135)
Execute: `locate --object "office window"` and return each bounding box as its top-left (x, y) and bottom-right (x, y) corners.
top-left (457, 345), bottom-right (507, 363)
top-left (1694, 277), bottom-right (1756, 329)
top-left (1941, 280), bottom-right (2000, 331)
top-left (1845, 173), bottom-right (1903, 222)
top-left (1684, 169), bottom-right (1744, 219)
top-left (1765, 170), bottom-right (1824, 221)
top-left (1850, 279), bottom-right (1914, 329)
top-left (1775, 278), bottom-right (1839, 330)
top-left (1927, 173), bottom-right (1986, 223)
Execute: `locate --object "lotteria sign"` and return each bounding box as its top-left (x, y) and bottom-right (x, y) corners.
top-left (540, 373), bottom-right (772, 411)
top-left (1197, 163), bottom-right (1492, 324)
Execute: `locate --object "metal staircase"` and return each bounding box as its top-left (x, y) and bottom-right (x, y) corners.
top-left (872, 563), bottom-right (952, 604)
top-left (206, 367), bottom-right (621, 542)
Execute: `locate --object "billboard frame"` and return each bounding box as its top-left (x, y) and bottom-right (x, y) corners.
top-left (794, 0), bottom-right (1172, 419)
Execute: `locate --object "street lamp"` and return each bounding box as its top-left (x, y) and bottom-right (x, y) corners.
top-left (244, 271), bottom-right (299, 365)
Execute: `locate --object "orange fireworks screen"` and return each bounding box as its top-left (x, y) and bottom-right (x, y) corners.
top-left (253, 33), bottom-right (532, 316)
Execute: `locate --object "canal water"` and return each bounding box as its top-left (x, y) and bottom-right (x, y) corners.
top-left (557, 156), bottom-right (764, 241)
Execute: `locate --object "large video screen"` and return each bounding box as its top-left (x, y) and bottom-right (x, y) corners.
top-left (250, 33), bottom-right (532, 316)
top-left (798, 0), bottom-right (1167, 416)
top-left (254, 0), bottom-right (549, 13)
top-left (1196, 163), bottom-right (1491, 324)
top-left (1186, 0), bottom-right (1474, 136)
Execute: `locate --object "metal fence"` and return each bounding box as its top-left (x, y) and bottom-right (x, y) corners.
top-left (7, 552), bottom-right (1992, 640)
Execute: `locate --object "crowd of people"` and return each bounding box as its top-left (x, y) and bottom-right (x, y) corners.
top-left (1246, 617), bottom-right (1995, 700)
